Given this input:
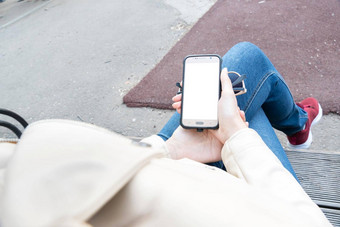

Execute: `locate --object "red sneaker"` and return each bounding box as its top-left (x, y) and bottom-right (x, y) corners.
top-left (287, 97), bottom-right (323, 149)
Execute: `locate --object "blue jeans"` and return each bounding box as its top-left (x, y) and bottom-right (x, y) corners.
top-left (158, 42), bottom-right (307, 181)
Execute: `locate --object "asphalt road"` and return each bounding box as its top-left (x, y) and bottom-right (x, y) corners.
top-left (1, 0), bottom-right (339, 152)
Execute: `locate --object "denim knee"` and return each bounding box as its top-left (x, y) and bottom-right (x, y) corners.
top-left (222, 42), bottom-right (280, 80)
top-left (222, 42), bottom-right (267, 68)
top-left (229, 42), bottom-right (260, 54)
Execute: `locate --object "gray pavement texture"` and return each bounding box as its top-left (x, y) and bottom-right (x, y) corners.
top-left (0, 0), bottom-right (339, 152)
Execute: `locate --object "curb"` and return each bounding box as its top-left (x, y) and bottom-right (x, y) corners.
top-left (0, 0), bottom-right (53, 29)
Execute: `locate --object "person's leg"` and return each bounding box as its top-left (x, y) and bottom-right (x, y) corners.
top-left (222, 42), bottom-right (308, 136)
top-left (249, 108), bottom-right (298, 180)
top-left (219, 42), bottom-right (306, 178)
top-left (160, 42), bottom-right (307, 139)
top-left (158, 42), bottom-right (304, 178)
top-left (157, 112), bottom-right (180, 141)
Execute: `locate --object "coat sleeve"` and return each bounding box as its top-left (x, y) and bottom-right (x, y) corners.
top-left (140, 135), bottom-right (170, 157)
top-left (221, 128), bottom-right (331, 226)
top-left (221, 128), bottom-right (292, 186)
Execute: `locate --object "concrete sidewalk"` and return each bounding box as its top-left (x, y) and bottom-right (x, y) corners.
top-left (0, 0), bottom-right (339, 152)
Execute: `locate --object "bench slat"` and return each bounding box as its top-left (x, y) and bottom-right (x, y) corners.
top-left (286, 150), bottom-right (340, 226)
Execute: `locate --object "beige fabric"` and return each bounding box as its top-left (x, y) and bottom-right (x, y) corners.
top-left (0, 142), bottom-right (15, 169)
top-left (89, 129), bottom-right (331, 227)
top-left (0, 142), bottom-right (16, 200)
top-left (140, 135), bottom-right (167, 150)
top-left (0, 120), bottom-right (331, 227)
top-left (0, 120), bottom-right (165, 227)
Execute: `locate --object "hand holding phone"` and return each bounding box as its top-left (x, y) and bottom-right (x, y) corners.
top-left (167, 68), bottom-right (248, 163)
top-left (213, 68), bottom-right (248, 143)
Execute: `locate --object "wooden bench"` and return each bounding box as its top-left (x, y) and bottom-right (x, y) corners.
top-left (286, 150), bottom-right (340, 226)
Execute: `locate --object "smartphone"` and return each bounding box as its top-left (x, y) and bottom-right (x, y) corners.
top-left (180, 54), bottom-right (221, 129)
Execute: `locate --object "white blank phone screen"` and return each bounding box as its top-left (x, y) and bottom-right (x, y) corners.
top-left (182, 57), bottom-right (220, 122)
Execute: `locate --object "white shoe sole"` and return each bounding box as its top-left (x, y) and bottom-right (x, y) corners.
top-left (287, 103), bottom-right (323, 150)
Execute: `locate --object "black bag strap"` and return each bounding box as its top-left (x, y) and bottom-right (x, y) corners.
top-left (0, 108), bottom-right (29, 138)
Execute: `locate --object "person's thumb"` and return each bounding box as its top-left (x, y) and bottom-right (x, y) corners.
top-left (220, 68), bottom-right (233, 93)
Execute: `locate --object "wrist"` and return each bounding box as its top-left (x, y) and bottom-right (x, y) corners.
top-left (218, 121), bottom-right (247, 144)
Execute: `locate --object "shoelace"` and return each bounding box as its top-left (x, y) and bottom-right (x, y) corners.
top-left (303, 105), bottom-right (315, 109)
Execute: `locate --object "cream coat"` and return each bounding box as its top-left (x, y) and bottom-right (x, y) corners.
top-left (0, 120), bottom-right (331, 227)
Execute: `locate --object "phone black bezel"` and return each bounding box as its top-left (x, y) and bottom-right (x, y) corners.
top-left (180, 54), bottom-right (222, 130)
